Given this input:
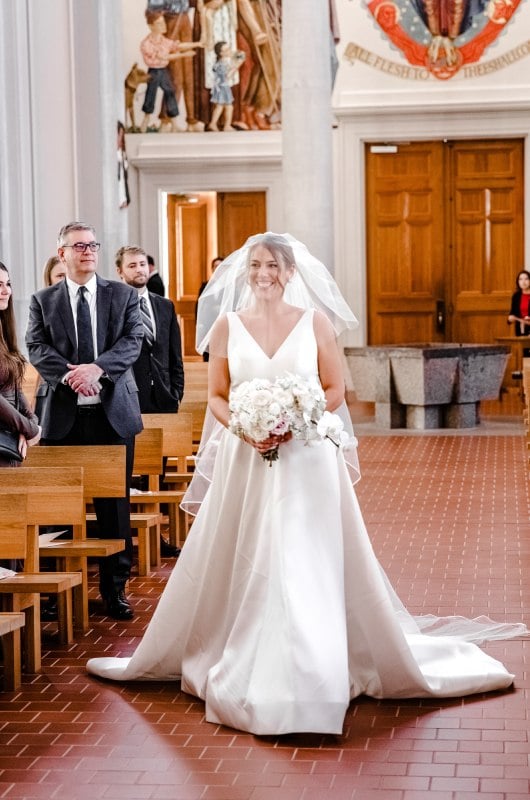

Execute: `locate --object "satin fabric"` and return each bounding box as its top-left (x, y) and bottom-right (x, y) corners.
top-left (87, 310), bottom-right (523, 735)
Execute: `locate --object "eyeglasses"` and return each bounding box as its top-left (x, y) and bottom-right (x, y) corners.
top-left (62, 242), bottom-right (101, 253)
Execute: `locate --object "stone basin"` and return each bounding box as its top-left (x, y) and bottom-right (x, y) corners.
top-left (344, 343), bottom-right (510, 429)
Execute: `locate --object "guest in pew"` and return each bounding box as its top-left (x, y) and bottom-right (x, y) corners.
top-left (26, 222), bottom-right (144, 621)
top-left (35, 257), bottom-right (67, 425)
top-left (146, 255), bottom-right (165, 297)
top-left (0, 261), bottom-right (41, 572)
top-left (196, 256), bottom-right (223, 362)
top-left (0, 261), bottom-right (41, 467)
top-left (116, 245), bottom-right (184, 558)
top-left (507, 269), bottom-right (530, 365)
top-left (42, 256), bottom-right (66, 288)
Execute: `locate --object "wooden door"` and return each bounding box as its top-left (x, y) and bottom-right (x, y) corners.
top-left (167, 190), bottom-right (266, 358)
top-left (366, 139), bottom-right (524, 347)
top-left (366, 142), bottom-right (446, 344)
top-left (167, 194), bottom-right (214, 358)
top-left (217, 191), bottom-right (266, 257)
top-left (448, 140), bottom-right (524, 343)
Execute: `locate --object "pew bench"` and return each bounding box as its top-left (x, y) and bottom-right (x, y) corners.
top-left (0, 612), bottom-right (25, 691)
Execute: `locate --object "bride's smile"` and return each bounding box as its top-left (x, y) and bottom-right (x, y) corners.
top-left (248, 244), bottom-right (293, 297)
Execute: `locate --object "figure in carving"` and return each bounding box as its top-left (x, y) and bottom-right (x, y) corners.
top-left (207, 41), bottom-right (245, 131)
top-left (155, 1), bottom-right (206, 132)
top-left (124, 62), bottom-right (150, 131)
top-left (139, 9), bottom-right (199, 132)
top-left (411, 0), bottom-right (487, 67)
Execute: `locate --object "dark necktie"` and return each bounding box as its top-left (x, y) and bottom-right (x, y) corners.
top-left (140, 296), bottom-right (155, 348)
top-left (76, 285), bottom-right (94, 363)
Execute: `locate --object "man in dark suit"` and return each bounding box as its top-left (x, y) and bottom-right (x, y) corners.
top-left (116, 245), bottom-right (185, 557)
top-left (26, 222), bottom-right (144, 620)
top-left (146, 254), bottom-right (165, 296)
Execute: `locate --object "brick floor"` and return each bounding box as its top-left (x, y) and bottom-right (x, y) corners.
top-left (1, 394), bottom-right (529, 799)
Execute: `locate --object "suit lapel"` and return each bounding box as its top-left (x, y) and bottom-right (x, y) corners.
top-left (56, 280), bottom-right (77, 351)
top-left (96, 275), bottom-right (111, 354)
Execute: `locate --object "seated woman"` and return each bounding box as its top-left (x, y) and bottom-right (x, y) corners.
top-left (507, 269), bottom-right (530, 364)
top-left (0, 260), bottom-right (41, 467)
top-left (0, 260), bottom-right (41, 573)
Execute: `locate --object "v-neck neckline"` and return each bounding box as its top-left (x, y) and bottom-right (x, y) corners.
top-left (234, 309), bottom-right (309, 360)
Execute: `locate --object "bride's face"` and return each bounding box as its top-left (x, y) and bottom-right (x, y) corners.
top-left (248, 245), bottom-right (293, 299)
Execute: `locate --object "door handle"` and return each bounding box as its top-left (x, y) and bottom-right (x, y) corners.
top-left (436, 299), bottom-right (446, 333)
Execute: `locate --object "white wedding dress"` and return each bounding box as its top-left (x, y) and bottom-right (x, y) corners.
top-left (87, 309), bottom-right (526, 735)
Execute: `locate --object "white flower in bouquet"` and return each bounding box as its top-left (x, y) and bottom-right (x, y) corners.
top-left (316, 411), bottom-right (350, 446)
top-left (228, 373), bottom-right (330, 465)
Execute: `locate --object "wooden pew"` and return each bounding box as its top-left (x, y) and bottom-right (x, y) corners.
top-left (178, 399), bottom-right (207, 454)
top-left (182, 360), bottom-right (208, 453)
top-left (183, 360), bottom-right (208, 393)
top-left (26, 446), bottom-right (128, 620)
top-left (0, 493), bottom-right (82, 673)
top-left (26, 444), bottom-right (126, 501)
top-left (0, 612), bottom-right (25, 691)
top-left (127, 427), bottom-right (164, 575)
top-left (138, 413), bottom-right (194, 546)
top-left (7, 466), bottom-right (123, 632)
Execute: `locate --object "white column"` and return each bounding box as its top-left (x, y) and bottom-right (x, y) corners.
top-left (70, 0), bottom-right (128, 272)
top-left (282, 1), bottom-right (334, 271)
top-left (0, 0), bottom-right (127, 317)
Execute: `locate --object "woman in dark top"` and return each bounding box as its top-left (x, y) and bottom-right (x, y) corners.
top-left (0, 260), bottom-right (40, 466)
top-left (508, 270), bottom-right (530, 336)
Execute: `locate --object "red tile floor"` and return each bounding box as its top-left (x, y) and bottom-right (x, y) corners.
top-left (1, 393), bottom-right (529, 799)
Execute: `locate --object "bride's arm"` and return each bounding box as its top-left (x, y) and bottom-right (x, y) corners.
top-left (208, 316), bottom-right (231, 428)
top-left (314, 311), bottom-right (346, 412)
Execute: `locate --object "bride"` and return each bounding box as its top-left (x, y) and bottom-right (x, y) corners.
top-left (87, 233), bottom-right (527, 736)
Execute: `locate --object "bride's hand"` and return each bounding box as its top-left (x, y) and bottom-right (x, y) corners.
top-left (245, 432), bottom-right (292, 453)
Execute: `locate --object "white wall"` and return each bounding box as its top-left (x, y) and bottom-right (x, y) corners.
top-left (333, 0), bottom-right (530, 109)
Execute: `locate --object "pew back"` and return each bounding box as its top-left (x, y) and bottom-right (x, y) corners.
top-left (26, 445), bottom-right (126, 501)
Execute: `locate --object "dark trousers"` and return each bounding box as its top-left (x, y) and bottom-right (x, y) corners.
top-left (142, 68), bottom-right (179, 117)
top-left (42, 405), bottom-right (134, 596)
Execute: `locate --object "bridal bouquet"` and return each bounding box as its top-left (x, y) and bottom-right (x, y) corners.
top-left (228, 373), bottom-right (347, 465)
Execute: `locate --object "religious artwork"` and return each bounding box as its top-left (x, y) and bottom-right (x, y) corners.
top-left (350, 0), bottom-right (524, 80)
top-left (124, 0), bottom-right (282, 133)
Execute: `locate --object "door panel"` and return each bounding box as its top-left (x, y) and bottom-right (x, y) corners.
top-left (217, 191), bottom-right (266, 256)
top-left (366, 139), bottom-right (524, 349)
top-left (449, 140), bottom-right (524, 345)
top-left (167, 195), bottom-right (212, 357)
top-left (366, 142), bottom-right (446, 344)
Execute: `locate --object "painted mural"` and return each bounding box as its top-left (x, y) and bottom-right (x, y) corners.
top-left (125, 1), bottom-right (281, 133)
top-left (349, 0), bottom-right (525, 80)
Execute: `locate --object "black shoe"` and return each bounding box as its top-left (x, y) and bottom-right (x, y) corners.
top-left (103, 590), bottom-right (134, 620)
top-left (160, 537), bottom-right (181, 558)
top-left (40, 601), bottom-right (58, 621)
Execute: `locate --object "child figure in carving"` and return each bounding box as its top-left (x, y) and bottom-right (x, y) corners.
top-left (207, 41), bottom-right (245, 131)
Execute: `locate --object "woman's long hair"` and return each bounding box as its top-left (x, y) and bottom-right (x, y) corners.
top-left (0, 262), bottom-right (26, 388)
